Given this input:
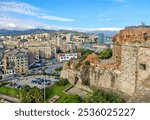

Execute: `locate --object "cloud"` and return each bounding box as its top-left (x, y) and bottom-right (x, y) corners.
top-left (38, 15), bottom-right (74, 22)
top-left (7, 23), bottom-right (16, 28)
top-left (0, 11), bottom-right (123, 32)
top-left (0, 16), bottom-right (41, 30)
top-left (0, 15), bottom-right (122, 31)
top-left (0, 1), bottom-right (74, 22)
top-left (0, 16), bottom-right (73, 30)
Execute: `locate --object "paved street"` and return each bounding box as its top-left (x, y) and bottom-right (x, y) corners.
top-left (44, 63), bottom-right (63, 74)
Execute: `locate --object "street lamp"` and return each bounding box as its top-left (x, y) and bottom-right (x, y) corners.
top-left (44, 76), bottom-right (46, 103)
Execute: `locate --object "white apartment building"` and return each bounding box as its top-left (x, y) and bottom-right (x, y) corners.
top-left (56, 53), bottom-right (81, 62)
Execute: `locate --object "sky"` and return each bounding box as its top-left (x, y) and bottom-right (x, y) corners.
top-left (0, 0), bottom-right (150, 31)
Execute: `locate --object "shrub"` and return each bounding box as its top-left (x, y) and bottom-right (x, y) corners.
top-left (61, 94), bottom-right (82, 103)
top-left (99, 48), bottom-right (112, 59)
top-left (83, 88), bottom-right (124, 103)
top-left (82, 79), bottom-right (90, 86)
top-left (85, 61), bottom-right (90, 66)
top-left (55, 79), bottom-right (69, 86)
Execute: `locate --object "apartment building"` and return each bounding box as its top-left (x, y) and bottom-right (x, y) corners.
top-left (3, 50), bottom-right (28, 75)
top-left (28, 46), bottom-right (55, 59)
top-left (56, 53), bottom-right (81, 62)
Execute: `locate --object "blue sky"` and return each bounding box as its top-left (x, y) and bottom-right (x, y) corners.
top-left (0, 0), bottom-right (150, 31)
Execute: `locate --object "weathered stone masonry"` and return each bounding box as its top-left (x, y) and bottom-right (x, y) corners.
top-left (61, 26), bottom-right (150, 101)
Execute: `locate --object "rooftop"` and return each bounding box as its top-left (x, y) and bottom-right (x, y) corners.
top-left (125, 23), bottom-right (150, 29)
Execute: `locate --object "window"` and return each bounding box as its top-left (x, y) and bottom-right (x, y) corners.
top-left (139, 63), bottom-right (146, 70)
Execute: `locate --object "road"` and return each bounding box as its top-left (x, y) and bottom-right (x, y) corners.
top-left (1, 62), bottom-right (63, 82)
top-left (44, 63), bottom-right (63, 74)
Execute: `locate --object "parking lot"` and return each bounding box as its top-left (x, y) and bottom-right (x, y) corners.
top-left (6, 75), bottom-right (60, 89)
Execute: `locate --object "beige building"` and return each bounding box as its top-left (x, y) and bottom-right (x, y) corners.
top-left (28, 46), bottom-right (55, 59)
top-left (66, 34), bottom-right (72, 42)
top-left (3, 50), bottom-right (28, 75)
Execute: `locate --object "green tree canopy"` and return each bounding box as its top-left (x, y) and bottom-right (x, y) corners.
top-left (99, 48), bottom-right (112, 59)
top-left (20, 85), bottom-right (43, 103)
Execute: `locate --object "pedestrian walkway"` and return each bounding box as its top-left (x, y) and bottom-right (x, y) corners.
top-left (0, 94), bottom-right (20, 103)
top-left (67, 87), bottom-right (88, 98)
top-left (48, 95), bottom-right (60, 103)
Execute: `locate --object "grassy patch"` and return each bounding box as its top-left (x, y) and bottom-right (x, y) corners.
top-left (0, 86), bottom-right (20, 98)
top-left (60, 94), bottom-right (82, 103)
top-left (45, 83), bottom-right (71, 103)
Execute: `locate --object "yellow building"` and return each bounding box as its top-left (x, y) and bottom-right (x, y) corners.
top-left (3, 50), bottom-right (28, 75)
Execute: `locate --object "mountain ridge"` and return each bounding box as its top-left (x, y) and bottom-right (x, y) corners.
top-left (0, 29), bottom-right (118, 36)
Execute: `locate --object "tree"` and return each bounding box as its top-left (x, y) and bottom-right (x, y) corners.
top-left (0, 76), bottom-right (2, 80)
top-left (19, 85), bottom-right (31, 103)
top-left (99, 48), bottom-right (112, 59)
top-left (20, 85), bottom-right (44, 103)
top-left (29, 87), bottom-right (44, 103)
top-left (81, 49), bottom-right (94, 56)
top-left (14, 45), bottom-right (17, 49)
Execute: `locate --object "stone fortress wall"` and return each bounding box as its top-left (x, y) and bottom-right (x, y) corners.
top-left (61, 26), bottom-right (150, 101)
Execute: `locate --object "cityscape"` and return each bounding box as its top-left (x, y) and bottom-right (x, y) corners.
top-left (0, 0), bottom-right (150, 103)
